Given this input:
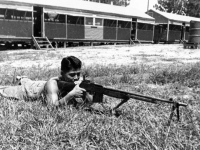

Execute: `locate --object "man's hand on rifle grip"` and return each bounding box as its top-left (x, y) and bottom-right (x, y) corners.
top-left (69, 84), bottom-right (86, 98)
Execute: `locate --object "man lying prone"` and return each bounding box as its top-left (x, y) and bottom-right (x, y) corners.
top-left (0, 56), bottom-right (93, 107)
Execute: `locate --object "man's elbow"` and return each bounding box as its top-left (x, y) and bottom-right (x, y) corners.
top-left (47, 97), bottom-right (59, 107)
top-left (51, 99), bottom-right (59, 106)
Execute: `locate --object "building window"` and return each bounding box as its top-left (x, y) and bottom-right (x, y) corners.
top-left (118, 21), bottom-right (131, 28)
top-left (0, 8), bottom-right (6, 19)
top-left (5, 9), bottom-right (14, 19)
top-left (67, 15), bottom-right (84, 25)
top-left (25, 11), bottom-right (32, 21)
top-left (186, 26), bottom-right (189, 32)
top-left (169, 24), bottom-right (181, 31)
top-left (85, 17), bottom-right (93, 25)
top-left (104, 19), bottom-right (117, 27)
top-left (95, 18), bottom-right (103, 26)
top-left (13, 10), bottom-right (26, 20)
top-left (1, 8), bottom-right (32, 21)
top-left (45, 13), bottom-right (66, 23)
top-left (146, 24), bottom-right (154, 30)
top-left (57, 14), bottom-right (66, 23)
top-left (137, 23), bottom-right (153, 30)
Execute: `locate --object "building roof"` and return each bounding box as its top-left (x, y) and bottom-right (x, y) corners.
top-left (149, 9), bottom-right (200, 24)
top-left (1, 0), bottom-right (155, 21)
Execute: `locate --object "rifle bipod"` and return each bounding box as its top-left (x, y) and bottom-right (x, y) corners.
top-left (97, 97), bottom-right (130, 117)
top-left (112, 97), bottom-right (130, 111)
top-left (167, 99), bottom-right (181, 126)
top-left (110, 97), bottom-right (130, 117)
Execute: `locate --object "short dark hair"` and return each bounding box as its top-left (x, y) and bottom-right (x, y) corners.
top-left (61, 56), bottom-right (82, 72)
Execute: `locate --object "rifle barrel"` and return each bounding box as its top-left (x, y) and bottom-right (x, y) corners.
top-left (102, 87), bottom-right (187, 107)
top-left (128, 94), bottom-right (187, 107)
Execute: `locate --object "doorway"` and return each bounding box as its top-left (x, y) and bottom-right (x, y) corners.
top-left (33, 6), bottom-right (43, 37)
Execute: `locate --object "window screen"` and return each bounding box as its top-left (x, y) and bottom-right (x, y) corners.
top-left (5, 9), bottom-right (14, 19)
top-left (45, 13), bottom-right (66, 23)
top-left (138, 23), bottom-right (153, 30)
top-left (0, 8), bottom-right (6, 19)
top-left (118, 21), bottom-right (131, 28)
top-left (169, 24), bottom-right (181, 31)
top-left (95, 18), bottom-right (103, 26)
top-left (4, 9), bottom-right (31, 20)
top-left (104, 19), bottom-right (117, 27)
top-left (67, 15), bottom-right (84, 25)
top-left (85, 17), bottom-right (93, 25)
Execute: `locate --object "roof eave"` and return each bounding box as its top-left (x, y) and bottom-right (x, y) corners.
top-left (2, 0), bottom-right (155, 21)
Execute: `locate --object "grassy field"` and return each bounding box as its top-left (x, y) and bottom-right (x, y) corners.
top-left (0, 44), bottom-right (200, 150)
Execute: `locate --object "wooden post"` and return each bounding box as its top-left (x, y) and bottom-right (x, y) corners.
top-left (14, 43), bottom-right (18, 49)
top-left (65, 15), bottom-right (68, 38)
top-left (93, 17), bottom-right (95, 26)
top-left (130, 21), bottom-right (132, 44)
top-left (41, 7), bottom-right (45, 37)
top-left (55, 42), bottom-right (58, 48)
top-left (183, 23), bottom-right (186, 41)
top-left (135, 21), bottom-right (138, 41)
top-left (152, 24), bottom-right (155, 43)
top-left (31, 40), bottom-right (34, 49)
top-left (21, 44), bottom-right (24, 49)
top-left (32, 6), bottom-right (34, 36)
top-left (116, 20), bottom-right (118, 41)
top-left (166, 20), bottom-right (170, 42)
top-left (64, 42), bottom-right (67, 48)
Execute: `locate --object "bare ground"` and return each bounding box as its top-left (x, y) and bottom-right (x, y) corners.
top-left (1, 44), bottom-right (200, 69)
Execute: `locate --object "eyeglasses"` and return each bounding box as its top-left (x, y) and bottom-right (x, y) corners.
top-left (68, 72), bottom-right (81, 77)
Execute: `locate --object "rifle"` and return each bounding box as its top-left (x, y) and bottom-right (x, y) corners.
top-left (57, 77), bottom-right (187, 121)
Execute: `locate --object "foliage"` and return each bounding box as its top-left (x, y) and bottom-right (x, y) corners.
top-left (186, 0), bottom-right (200, 17)
top-left (154, 0), bottom-right (200, 17)
top-left (154, 0), bottom-right (188, 15)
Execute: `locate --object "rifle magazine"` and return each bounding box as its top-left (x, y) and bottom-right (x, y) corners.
top-left (93, 93), bottom-right (103, 103)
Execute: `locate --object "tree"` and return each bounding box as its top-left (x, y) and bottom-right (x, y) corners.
top-left (83, 0), bottom-right (130, 6)
top-left (187, 0), bottom-right (200, 17)
top-left (154, 0), bottom-right (188, 15)
top-left (154, 0), bottom-right (200, 17)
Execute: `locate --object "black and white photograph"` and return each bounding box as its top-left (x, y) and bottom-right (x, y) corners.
top-left (0, 0), bottom-right (199, 149)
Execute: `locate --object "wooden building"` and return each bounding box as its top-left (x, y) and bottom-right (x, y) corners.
top-left (0, 0), bottom-right (155, 49)
top-left (131, 18), bottom-right (155, 43)
top-left (147, 9), bottom-right (200, 43)
top-left (126, 6), bottom-right (155, 43)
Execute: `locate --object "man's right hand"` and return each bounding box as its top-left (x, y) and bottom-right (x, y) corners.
top-left (69, 84), bottom-right (86, 98)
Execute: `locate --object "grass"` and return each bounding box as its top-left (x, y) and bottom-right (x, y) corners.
top-left (0, 61), bottom-right (200, 150)
top-left (0, 45), bottom-right (200, 149)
